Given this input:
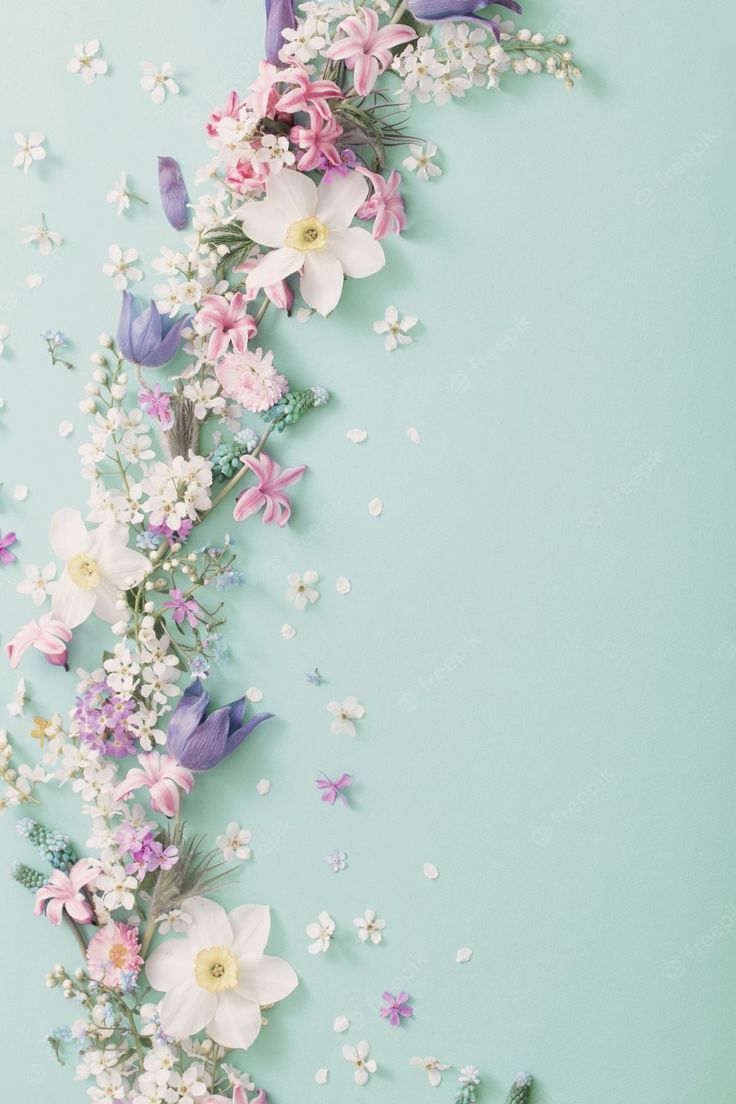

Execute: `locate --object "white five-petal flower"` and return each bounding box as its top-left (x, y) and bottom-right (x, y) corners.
top-left (67, 40), bottom-right (108, 84)
top-left (327, 695), bottom-right (366, 737)
top-left (286, 570), bottom-right (320, 610)
top-left (16, 563), bottom-right (57, 606)
top-left (342, 1041), bottom-right (377, 1086)
top-left (102, 245), bottom-right (143, 290)
top-left (107, 172), bottom-right (136, 216)
top-left (140, 61), bottom-right (180, 104)
top-left (353, 908), bottom-right (386, 944)
top-left (402, 142), bottom-right (443, 181)
top-left (373, 306), bottom-right (418, 351)
top-left (216, 822), bottom-right (252, 861)
top-left (145, 896), bottom-right (298, 1051)
top-left (306, 911), bottom-right (335, 954)
top-left (13, 132), bottom-right (46, 174)
top-left (239, 169), bottom-right (385, 317)
top-left (410, 1056), bottom-right (451, 1087)
top-left (22, 218), bottom-right (62, 256)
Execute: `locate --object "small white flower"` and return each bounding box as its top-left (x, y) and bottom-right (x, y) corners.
top-left (106, 172), bottom-right (141, 216)
top-left (410, 1056), bottom-right (451, 1088)
top-left (140, 61), bottom-right (180, 104)
top-left (286, 570), bottom-right (320, 610)
top-left (306, 910), bottom-right (335, 954)
top-left (156, 908), bottom-right (192, 935)
top-left (67, 40), bottom-right (108, 84)
top-left (254, 134), bottom-right (295, 173)
top-left (96, 865), bottom-right (138, 911)
top-left (6, 678), bottom-right (26, 718)
top-left (16, 563), bottom-right (57, 606)
top-left (459, 1066), bottom-right (481, 1087)
top-left (327, 696), bottom-right (366, 736)
top-left (216, 821), bottom-right (252, 861)
top-left (342, 1041), bottom-right (377, 1086)
top-left (22, 217), bottom-right (62, 256)
top-left (373, 306), bottom-right (417, 351)
top-left (13, 132), bottom-right (46, 174)
top-left (353, 908), bottom-right (385, 945)
top-left (402, 142), bottom-right (443, 181)
top-left (103, 244), bottom-right (143, 291)
top-left (0, 324), bottom-right (10, 356)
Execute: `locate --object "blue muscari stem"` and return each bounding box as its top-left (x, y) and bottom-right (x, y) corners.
top-left (17, 817), bottom-right (77, 871)
top-left (11, 861), bottom-right (48, 892)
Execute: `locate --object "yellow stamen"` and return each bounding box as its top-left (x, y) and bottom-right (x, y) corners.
top-left (194, 946), bottom-right (239, 992)
top-left (285, 216), bottom-right (328, 252)
top-left (67, 554), bottom-right (101, 589)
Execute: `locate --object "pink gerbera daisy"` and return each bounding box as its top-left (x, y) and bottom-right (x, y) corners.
top-left (86, 921), bottom-right (143, 988)
top-left (215, 347), bottom-right (288, 412)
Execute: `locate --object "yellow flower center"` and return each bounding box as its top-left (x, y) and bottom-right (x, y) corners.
top-left (194, 946), bottom-right (239, 992)
top-left (108, 943), bottom-right (129, 969)
top-left (285, 216), bottom-right (328, 252)
top-left (67, 553), bottom-right (101, 589)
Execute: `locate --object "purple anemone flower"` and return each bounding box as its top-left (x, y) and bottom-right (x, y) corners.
top-left (406, 0), bottom-right (521, 38)
top-left (158, 156), bottom-right (189, 231)
top-left (117, 292), bottom-right (190, 368)
top-left (166, 679), bottom-right (273, 771)
top-left (265, 0), bottom-right (297, 64)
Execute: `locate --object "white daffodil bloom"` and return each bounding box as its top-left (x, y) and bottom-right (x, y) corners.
top-left (239, 169), bottom-right (385, 317)
top-left (146, 897), bottom-right (298, 1050)
top-left (49, 507), bottom-right (149, 628)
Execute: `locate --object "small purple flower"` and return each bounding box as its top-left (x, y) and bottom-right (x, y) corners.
top-left (117, 291), bottom-right (189, 368)
top-left (380, 991), bottom-right (413, 1026)
top-left (158, 156), bottom-right (189, 231)
top-left (139, 383), bottom-right (174, 430)
top-left (149, 518), bottom-right (193, 546)
top-left (315, 772), bottom-right (353, 807)
top-left (0, 530), bottom-right (18, 565)
top-left (319, 148), bottom-right (358, 183)
top-left (162, 588), bottom-right (200, 628)
top-left (306, 667), bottom-right (325, 686)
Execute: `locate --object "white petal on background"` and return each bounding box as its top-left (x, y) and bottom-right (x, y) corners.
top-left (13, 484), bottom-right (28, 501)
top-left (183, 895), bottom-right (234, 952)
top-left (51, 573), bottom-right (95, 629)
top-left (229, 903), bottom-right (271, 958)
top-left (58, 420), bottom-right (74, 437)
top-left (246, 246), bottom-right (303, 290)
top-left (334, 1015), bottom-right (350, 1032)
top-left (423, 862), bottom-right (439, 880)
top-left (407, 426), bottom-right (421, 443)
top-left (336, 576), bottom-right (351, 594)
top-left (456, 947), bottom-right (473, 963)
top-left (281, 623), bottom-right (296, 639)
top-left (25, 274), bottom-right (43, 288)
top-left (315, 1069), bottom-right (329, 1084)
top-left (246, 687), bottom-right (263, 702)
top-left (256, 778), bottom-right (271, 795)
top-left (368, 497), bottom-right (383, 517)
top-left (346, 428), bottom-right (367, 443)
top-left (239, 199), bottom-right (291, 249)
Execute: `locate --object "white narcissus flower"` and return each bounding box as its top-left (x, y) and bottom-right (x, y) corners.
top-left (67, 40), bottom-right (108, 84)
top-left (140, 61), bottom-right (180, 104)
top-left (342, 1041), bottom-right (377, 1086)
top-left (22, 219), bottom-right (62, 255)
top-left (327, 695), bottom-right (366, 736)
top-left (49, 507), bottom-right (150, 628)
top-left (102, 245), bottom-right (143, 290)
top-left (373, 306), bottom-right (418, 351)
top-left (353, 908), bottom-right (385, 944)
top-left (216, 822), bottom-right (252, 861)
top-left (13, 132), bottom-right (46, 174)
top-left (402, 142), bottom-right (443, 181)
top-left (306, 911), bottom-right (335, 954)
top-left (239, 169), bottom-right (385, 317)
top-left (145, 897), bottom-right (298, 1050)
top-left (16, 562), bottom-right (57, 606)
top-left (410, 1056), bottom-right (451, 1087)
top-left (286, 570), bottom-right (320, 610)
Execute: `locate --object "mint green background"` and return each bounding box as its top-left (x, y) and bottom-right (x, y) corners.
top-left (0, 2), bottom-right (733, 1102)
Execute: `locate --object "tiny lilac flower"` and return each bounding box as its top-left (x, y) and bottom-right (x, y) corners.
top-left (0, 530), bottom-right (18, 565)
top-left (162, 588), bottom-right (200, 627)
top-left (139, 383), bottom-right (174, 430)
top-left (380, 991), bottom-right (413, 1026)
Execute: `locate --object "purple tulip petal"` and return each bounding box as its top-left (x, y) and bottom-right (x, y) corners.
top-left (151, 312), bottom-right (190, 367)
top-left (224, 711), bottom-right (274, 758)
top-left (265, 0), bottom-right (296, 64)
top-left (175, 707), bottom-right (230, 771)
top-left (228, 696), bottom-right (247, 732)
top-left (130, 301), bottom-right (163, 363)
top-left (166, 679), bottom-right (211, 761)
top-left (158, 156), bottom-right (189, 231)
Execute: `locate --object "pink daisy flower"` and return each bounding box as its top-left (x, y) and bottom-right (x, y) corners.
top-left (86, 921), bottom-right (143, 989)
top-left (215, 347), bottom-right (288, 413)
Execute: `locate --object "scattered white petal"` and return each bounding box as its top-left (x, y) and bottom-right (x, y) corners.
top-left (245, 687), bottom-right (263, 703)
top-left (0, 398), bottom-right (5, 409)
top-left (256, 778), bottom-right (271, 796)
top-left (346, 428), bottom-right (367, 443)
top-left (24, 274), bottom-right (43, 289)
top-left (456, 947), bottom-right (473, 963)
top-left (407, 426), bottom-right (422, 444)
top-left (368, 497), bottom-right (383, 517)
top-left (7, 677), bottom-right (26, 717)
top-left (58, 420), bottom-right (74, 438)
top-left (13, 484), bottom-right (29, 501)
top-left (281, 623), bottom-right (296, 639)
top-left (334, 1016), bottom-right (350, 1033)
top-left (0, 324), bottom-right (10, 356)
top-left (423, 862), bottom-right (439, 880)
top-left (336, 575), bottom-right (352, 595)
top-left (315, 1069), bottom-right (329, 1085)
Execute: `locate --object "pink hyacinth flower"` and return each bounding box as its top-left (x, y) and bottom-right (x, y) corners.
top-left (199, 291), bottom-right (257, 362)
top-left (233, 452), bottom-right (307, 528)
top-left (275, 65), bottom-right (343, 121)
top-left (206, 90), bottom-right (242, 137)
top-left (325, 8), bottom-right (416, 96)
top-left (34, 858), bottom-right (98, 926)
top-left (290, 112), bottom-right (343, 173)
top-left (246, 60), bottom-right (284, 119)
top-left (233, 255), bottom-right (294, 313)
top-left (6, 611), bottom-right (72, 669)
top-left (114, 752), bottom-right (194, 817)
top-left (356, 166), bottom-right (407, 239)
